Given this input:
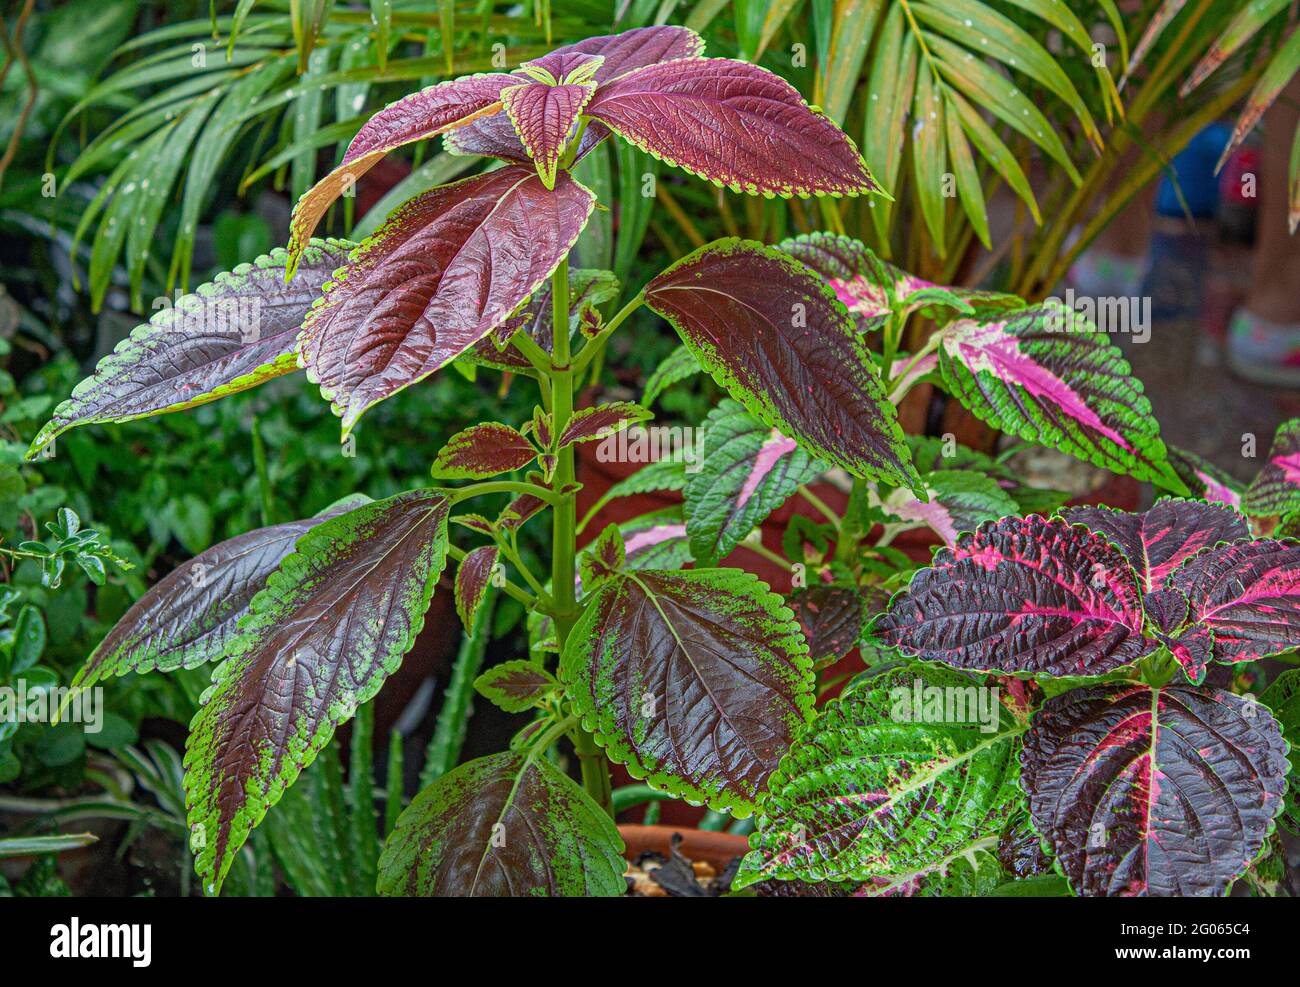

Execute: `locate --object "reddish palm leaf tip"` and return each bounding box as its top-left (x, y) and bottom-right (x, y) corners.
top-left (501, 81), bottom-right (597, 189)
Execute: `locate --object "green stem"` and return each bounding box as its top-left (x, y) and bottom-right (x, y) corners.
top-left (549, 257), bottom-right (614, 816)
top-left (797, 484), bottom-right (841, 529)
top-left (573, 291), bottom-right (644, 375)
top-left (445, 479), bottom-right (558, 506)
top-left (835, 477), bottom-right (873, 566)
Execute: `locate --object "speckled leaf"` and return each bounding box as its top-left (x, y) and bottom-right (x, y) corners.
top-left (646, 239), bottom-right (919, 491)
top-left (874, 515), bottom-right (1154, 676)
top-left (473, 660), bottom-right (560, 713)
top-left (882, 470), bottom-right (1018, 548)
top-left (1059, 500), bottom-right (1249, 592)
top-left (786, 585), bottom-right (870, 670)
top-left (429, 422), bottom-right (537, 480)
top-left (501, 81), bottom-right (596, 189)
top-left (376, 750), bottom-right (625, 896)
top-left (297, 166), bottom-right (594, 433)
top-left (1244, 419), bottom-right (1300, 518)
top-left (454, 545), bottom-right (499, 626)
top-left (1022, 682), bottom-right (1289, 896)
top-left (779, 232), bottom-right (1020, 334)
top-left (70, 495), bottom-right (371, 693)
top-left (1259, 669), bottom-right (1300, 835)
top-left (558, 401), bottom-right (651, 449)
top-left (685, 399), bottom-right (821, 565)
top-left (735, 663), bottom-right (1023, 889)
top-left (1167, 539), bottom-right (1300, 680)
top-left (561, 567), bottom-right (812, 814)
top-left (465, 268), bottom-right (618, 373)
top-left (937, 304), bottom-right (1185, 492)
top-left (587, 59), bottom-right (878, 197)
top-left (286, 73), bottom-right (515, 274)
top-left (184, 490), bottom-right (451, 895)
top-left (27, 240), bottom-right (350, 458)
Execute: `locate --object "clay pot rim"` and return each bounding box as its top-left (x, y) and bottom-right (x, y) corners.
top-left (617, 823), bottom-right (751, 870)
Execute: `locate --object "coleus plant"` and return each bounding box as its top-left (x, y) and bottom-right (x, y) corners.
top-left (30, 27), bottom-right (1297, 897)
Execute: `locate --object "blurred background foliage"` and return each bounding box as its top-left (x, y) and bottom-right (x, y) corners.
top-left (1, 0), bottom-right (1297, 893)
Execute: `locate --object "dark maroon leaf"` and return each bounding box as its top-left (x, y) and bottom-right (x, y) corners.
top-left (1022, 682), bottom-right (1289, 896)
top-left (298, 166), bottom-right (594, 433)
top-left (786, 585), bottom-right (869, 670)
top-left (454, 545), bottom-right (499, 626)
top-left (286, 73), bottom-right (515, 273)
top-left (874, 516), bottom-right (1154, 676)
top-left (429, 422), bottom-right (537, 480)
top-left (587, 59), bottom-right (879, 197)
top-left (1059, 500), bottom-right (1249, 592)
top-left (28, 240), bottom-right (350, 458)
top-left (558, 401), bottom-right (651, 448)
top-left (497, 491), bottom-right (548, 532)
top-left (997, 811), bottom-right (1055, 880)
top-left (501, 80), bottom-right (596, 189)
top-left (645, 238), bottom-right (918, 490)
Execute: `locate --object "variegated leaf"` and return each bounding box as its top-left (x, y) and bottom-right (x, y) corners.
top-left (1259, 669), bottom-right (1300, 835)
top-left (454, 545), bottom-right (499, 626)
top-left (473, 660), bottom-right (560, 713)
top-left (882, 470), bottom-right (1018, 548)
top-left (429, 422), bottom-right (537, 480)
top-left (501, 81), bottom-right (596, 189)
top-left (1244, 419), bottom-right (1300, 518)
top-left (557, 401), bottom-right (651, 449)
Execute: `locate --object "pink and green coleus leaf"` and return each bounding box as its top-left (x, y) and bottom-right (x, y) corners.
top-left (561, 567), bottom-right (813, 815)
top-left (645, 238), bottom-right (920, 492)
top-left (586, 60), bottom-right (879, 198)
top-left (69, 494), bottom-right (370, 693)
top-left (454, 545), bottom-right (499, 626)
top-left (1166, 538), bottom-right (1300, 680)
top-left (619, 505), bottom-right (693, 571)
top-left (937, 304), bottom-right (1186, 492)
top-left (473, 659), bottom-right (560, 714)
top-left (500, 80), bottom-right (596, 189)
top-left (779, 232), bottom-right (1021, 334)
top-left (684, 398), bottom-right (822, 566)
top-left (297, 166), bottom-right (594, 434)
top-left (183, 490), bottom-right (451, 895)
top-left (466, 268), bottom-right (619, 374)
top-left (1243, 418), bottom-right (1300, 518)
top-left (429, 422), bottom-right (537, 480)
top-left (1021, 682), bottom-right (1289, 896)
top-left (1166, 444), bottom-right (1245, 509)
top-left (376, 750), bottom-right (625, 896)
top-left (557, 401), bottom-right (652, 449)
top-left (285, 72), bottom-right (515, 275)
top-left (873, 515), bottom-right (1155, 676)
top-left (1058, 499), bottom-right (1249, 592)
top-left (1259, 668), bottom-right (1300, 835)
top-left (734, 663), bottom-right (1023, 890)
top-left (27, 239), bottom-right (350, 459)
top-left (881, 470), bottom-right (1019, 548)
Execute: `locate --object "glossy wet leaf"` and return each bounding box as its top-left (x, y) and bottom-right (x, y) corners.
top-left (645, 238), bottom-right (919, 491)
top-left (937, 304), bottom-right (1185, 492)
top-left (684, 399), bottom-right (820, 565)
top-left (377, 750), bottom-right (625, 896)
top-left (562, 567), bottom-right (812, 815)
top-left (28, 240), bottom-right (350, 459)
top-left (874, 516), bottom-right (1154, 676)
top-left (297, 166), bottom-right (594, 433)
top-left (1022, 682), bottom-right (1288, 896)
top-left (735, 663), bottom-right (1023, 889)
top-left (184, 490), bottom-right (451, 895)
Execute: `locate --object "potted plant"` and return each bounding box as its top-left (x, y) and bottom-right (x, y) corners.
top-left (27, 26), bottom-right (1300, 897)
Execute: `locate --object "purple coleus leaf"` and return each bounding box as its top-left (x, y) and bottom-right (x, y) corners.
top-left (297, 166), bottom-right (594, 434)
top-left (1022, 682), bottom-right (1289, 896)
top-left (557, 401), bottom-right (652, 449)
top-left (586, 59), bottom-right (879, 197)
top-left (561, 566), bottom-right (813, 814)
top-left (1166, 538), bottom-right (1300, 681)
top-left (27, 240), bottom-right (350, 459)
top-left (454, 544), bottom-right (499, 626)
top-left (874, 515), bottom-right (1155, 676)
top-left (1059, 500), bottom-right (1249, 592)
top-left (473, 659), bottom-right (560, 713)
top-left (184, 490), bottom-right (451, 895)
top-left (1244, 418), bottom-right (1300, 518)
top-left (786, 584), bottom-right (872, 670)
top-left (684, 399), bottom-right (822, 566)
top-left (645, 238), bottom-right (920, 492)
top-left (500, 80), bottom-right (597, 189)
top-left (446, 25), bottom-right (704, 162)
top-left (286, 73), bottom-right (515, 275)
top-left (937, 304), bottom-right (1186, 492)
top-left (429, 422), bottom-right (537, 480)
top-left (1166, 444), bottom-right (1245, 510)
top-left (68, 494), bottom-right (370, 693)
top-left (779, 232), bottom-right (1020, 334)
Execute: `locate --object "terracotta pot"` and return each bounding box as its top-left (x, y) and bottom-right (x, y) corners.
top-left (618, 824), bottom-right (750, 871)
